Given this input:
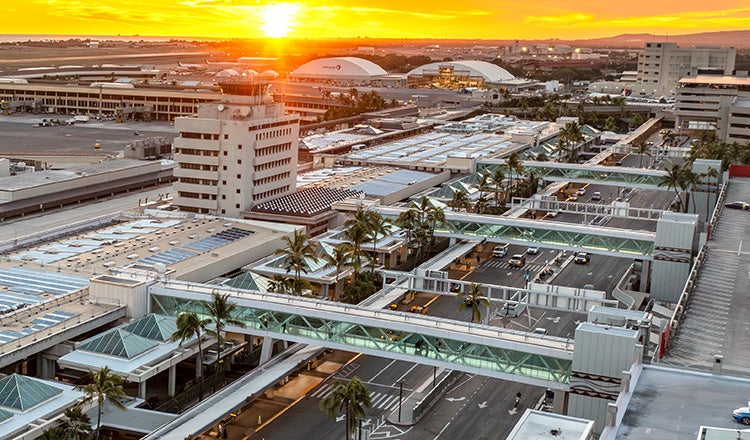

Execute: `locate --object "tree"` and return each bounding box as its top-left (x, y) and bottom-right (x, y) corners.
top-left (322, 243), bottom-right (353, 300)
top-left (632, 140), bottom-right (651, 168)
top-left (319, 377), bottom-right (372, 440)
top-left (275, 230), bottom-right (319, 294)
top-left (658, 162), bottom-right (688, 212)
top-left (703, 166), bottom-right (719, 221)
top-left (457, 283), bottom-right (491, 323)
top-left (204, 292), bottom-right (246, 352)
top-left (56, 405), bottom-right (94, 440)
top-left (505, 152), bottom-right (523, 200)
top-left (365, 210), bottom-right (390, 273)
top-left (448, 189), bottom-right (470, 212)
top-left (75, 366), bottom-right (126, 440)
top-left (491, 167), bottom-right (506, 206)
top-left (170, 312), bottom-right (208, 380)
top-left (559, 121), bottom-right (584, 163)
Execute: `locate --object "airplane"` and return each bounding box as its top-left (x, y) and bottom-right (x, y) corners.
top-left (176, 62), bottom-right (207, 73)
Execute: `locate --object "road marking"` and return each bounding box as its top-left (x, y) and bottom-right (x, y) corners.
top-left (478, 401), bottom-right (488, 409)
top-left (432, 422), bottom-right (451, 440)
top-left (445, 396), bottom-right (465, 402)
top-left (393, 363), bottom-right (419, 385)
top-left (370, 359), bottom-right (397, 383)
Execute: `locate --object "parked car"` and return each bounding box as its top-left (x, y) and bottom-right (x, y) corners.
top-left (532, 328), bottom-right (549, 336)
top-left (574, 253), bottom-right (590, 264)
top-left (569, 194), bottom-right (579, 202)
top-left (732, 407), bottom-right (750, 425)
top-left (725, 201), bottom-right (750, 210)
top-left (547, 210), bottom-right (560, 218)
top-left (493, 243), bottom-right (509, 257)
top-left (409, 305), bottom-right (428, 315)
top-left (576, 188), bottom-right (587, 196)
top-left (388, 302), bottom-right (398, 310)
top-left (527, 246), bottom-right (540, 255)
top-left (591, 191), bottom-right (602, 201)
top-left (509, 254), bottom-right (526, 267)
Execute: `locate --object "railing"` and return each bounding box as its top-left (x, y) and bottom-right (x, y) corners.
top-left (155, 370), bottom-right (226, 414)
top-left (665, 181), bottom-right (726, 349)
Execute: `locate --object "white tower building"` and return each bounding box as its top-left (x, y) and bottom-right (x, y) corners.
top-left (173, 82), bottom-right (299, 217)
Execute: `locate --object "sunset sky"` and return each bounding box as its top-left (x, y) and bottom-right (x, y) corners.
top-left (4, 0), bottom-right (750, 40)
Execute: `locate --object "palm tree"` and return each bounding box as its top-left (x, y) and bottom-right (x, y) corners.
top-left (474, 196), bottom-right (489, 214)
top-left (204, 292), bottom-right (246, 353)
top-left (410, 196), bottom-right (445, 255)
top-left (75, 366), bottom-right (126, 440)
top-left (505, 152), bottom-right (521, 199)
top-left (268, 274), bottom-right (294, 295)
top-left (560, 121), bottom-right (584, 163)
top-left (41, 428), bottom-right (65, 440)
top-left (366, 210), bottom-right (390, 272)
top-left (56, 405), bottom-right (94, 440)
top-left (344, 219), bottom-right (369, 279)
top-left (491, 167), bottom-right (506, 206)
top-left (322, 243), bottom-right (353, 300)
top-left (170, 312), bottom-right (208, 380)
top-left (704, 166), bottom-right (719, 221)
top-left (448, 189), bottom-right (470, 212)
top-left (275, 230), bottom-right (319, 293)
top-left (632, 140), bottom-right (651, 168)
top-left (457, 283), bottom-right (491, 323)
top-left (658, 162), bottom-right (687, 212)
top-left (319, 377), bottom-right (372, 440)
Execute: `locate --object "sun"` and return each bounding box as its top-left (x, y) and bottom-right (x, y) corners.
top-left (260, 3), bottom-right (299, 38)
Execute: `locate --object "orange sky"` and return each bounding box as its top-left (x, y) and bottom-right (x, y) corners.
top-left (4, 0), bottom-right (750, 40)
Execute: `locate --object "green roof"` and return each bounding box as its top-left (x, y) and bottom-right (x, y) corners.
top-left (79, 329), bottom-right (158, 359)
top-left (223, 272), bottom-right (270, 291)
top-left (0, 374), bottom-right (62, 411)
top-left (124, 314), bottom-right (177, 342)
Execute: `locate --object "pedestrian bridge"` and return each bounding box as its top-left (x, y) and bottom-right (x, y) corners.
top-left (478, 161), bottom-right (669, 190)
top-left (376, 207), bottom-right (656, 259)
top-left (150, 281), bottom-right (574, 390)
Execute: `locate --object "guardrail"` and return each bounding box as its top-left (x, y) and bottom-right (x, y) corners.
top-left (0, 211), bottom-right (120, 254)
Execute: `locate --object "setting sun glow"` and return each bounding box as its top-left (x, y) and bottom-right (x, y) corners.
top-left (260, 3), bottom-right (299, 38)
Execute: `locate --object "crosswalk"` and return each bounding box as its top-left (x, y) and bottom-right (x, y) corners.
top-left (483, 260), bottom-right (546, 273)
top-left (310, 383), bottom-right (401, 411)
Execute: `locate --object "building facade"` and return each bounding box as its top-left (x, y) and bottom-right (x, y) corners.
top-left (675, 74), bottom-right (750, 144)
top-left (173, 89), bottom-right (299, 217)
top-left (633, 42), bottom-right (736, 97)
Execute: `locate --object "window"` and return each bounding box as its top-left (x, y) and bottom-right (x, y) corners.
top-left (236, 189), bottom-right (241, 194)
top-left (238, 159), bottom-right (242, 164)
top-left (223, 166), bottom-right (227, 170)
top-left (222, 195), bottom-right (226, 199)
top-left (224, 134), bottom-right (229, 139)
top-left (223, 151), bottom-right (228, 156)
top-left (238, 144), bottom-right (242, 150)
top-left (237, 174), bottom-right (241, 179)
top-left (236, 204), bottom-right (240, 209)
top-left (221, 209), bottom-right (226, 214)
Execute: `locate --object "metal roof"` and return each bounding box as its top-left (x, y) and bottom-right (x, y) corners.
top-left (78, 328), bottom-right (159, 359)
top-left (123, 314), bottom-right (177, 342)
top-left (0, 374), bottom-right (62, 411)
top-left (184, 227), bottom-right (254, 252)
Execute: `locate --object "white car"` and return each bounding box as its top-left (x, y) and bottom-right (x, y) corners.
top-left (527, 246), bottom-right (540, 255)
top-left (576, 188), bottom-right (586, 196)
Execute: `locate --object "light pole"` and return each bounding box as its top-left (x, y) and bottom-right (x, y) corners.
top-left (397, 381), bottom-right (404, 423)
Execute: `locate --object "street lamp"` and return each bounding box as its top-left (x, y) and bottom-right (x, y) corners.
top-left (397, 382), bottom-right (405, 421)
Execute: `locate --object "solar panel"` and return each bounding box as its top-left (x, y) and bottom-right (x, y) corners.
top-left (136, 248), bottom-right (196, 267)
top-left (184, 228), bottom-right (253, 252)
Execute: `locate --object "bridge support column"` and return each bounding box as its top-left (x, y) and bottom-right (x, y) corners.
top-left (568, 323), bottom-right (641, 434)
top-left (139, 380), bottom-right (147, 400)
top-left (168, 364), bottom-right (176, 397)
top-left (650, 212), bottom-right (698, 302)
top-left (259, 336), bottom-right (274, 365)
top-left (639, 260), bottom-right (650, 293)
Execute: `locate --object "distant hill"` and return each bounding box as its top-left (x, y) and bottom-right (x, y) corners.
top-left (569, 30), bottom-right (750, 49)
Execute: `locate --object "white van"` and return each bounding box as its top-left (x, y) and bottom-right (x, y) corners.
top-left (493, 244), bottom-right (509, 258)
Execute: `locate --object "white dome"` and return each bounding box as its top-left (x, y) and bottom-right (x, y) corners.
top-left (215, 69), bottom-right (240, 78)
top-left (291, 57), bottom-right (387, 80)
top-left (259, 69), bottom-right (279, 79)
top-left (407, 60), bottom-right (516, 83)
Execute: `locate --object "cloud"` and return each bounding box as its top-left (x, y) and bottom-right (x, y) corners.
top-left (523, 13), bottom-right (596, 26)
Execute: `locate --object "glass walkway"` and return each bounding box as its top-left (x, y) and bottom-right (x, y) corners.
top-left (150, 281), bottom-right (574, 389)
top-left (377, 207), bottom-right (656, 259)
top-left (477, 161), bottom-right (669, 190)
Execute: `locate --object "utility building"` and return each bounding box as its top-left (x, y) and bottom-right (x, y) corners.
top-left (173, 82), bottom-right (300, 217)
